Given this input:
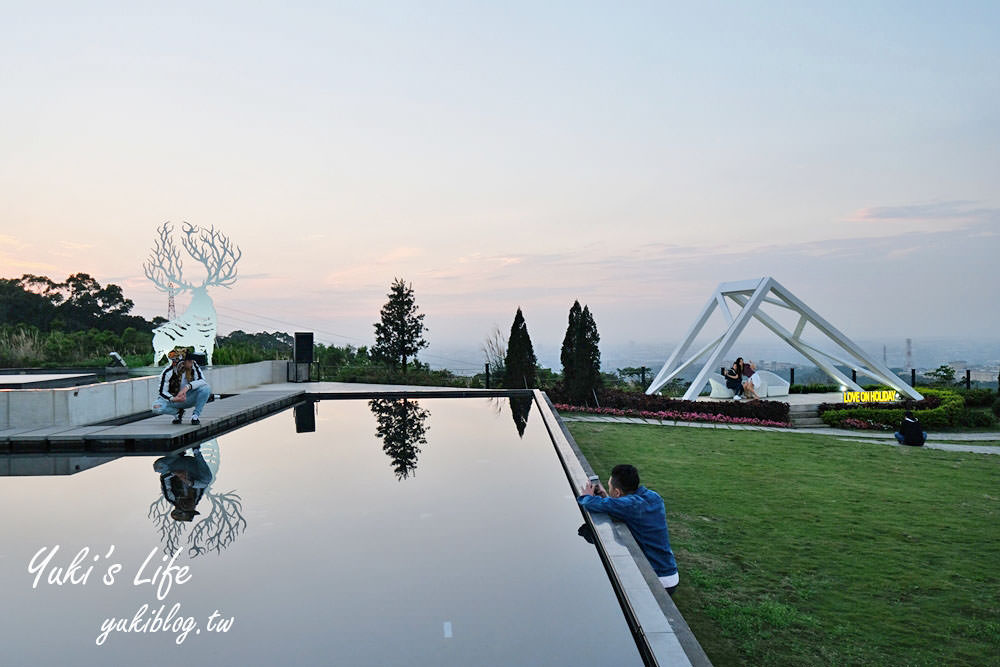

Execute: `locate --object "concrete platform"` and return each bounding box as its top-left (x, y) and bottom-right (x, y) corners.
top-left (0, 373), bottom-right (98, 389)
top-left (1, 389), bottom-right (305, 453)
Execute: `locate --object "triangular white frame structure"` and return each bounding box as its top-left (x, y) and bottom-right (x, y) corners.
top-left (646, 277), bottom-right (923, 401)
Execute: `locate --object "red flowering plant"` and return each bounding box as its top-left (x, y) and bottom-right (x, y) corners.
top-left (553, 404), bottom-right (789, 428)
top-left (840, 417), bottom-right (894, 431)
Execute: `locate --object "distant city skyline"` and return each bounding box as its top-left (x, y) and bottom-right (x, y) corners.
top-left (2, 2), bottom-right (997, 362)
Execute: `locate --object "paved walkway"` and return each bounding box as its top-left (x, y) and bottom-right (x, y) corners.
top-left (558, 414), bottom-right (1000, 455)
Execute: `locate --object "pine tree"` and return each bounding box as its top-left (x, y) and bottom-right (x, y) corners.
top-left (372, 278), bottom-right (428, 374)
top-left (503, 307), bottom-right (537, 389)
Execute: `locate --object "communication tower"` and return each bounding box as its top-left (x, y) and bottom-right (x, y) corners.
top-left (167, 282), bottom-right (177, 320)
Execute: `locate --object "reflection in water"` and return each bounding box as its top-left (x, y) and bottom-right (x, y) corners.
top-left (369, 398), bottom-right (430, 480)
top-left (509, 396), bottom-right (533, 438)
top-left (148, 439), bottom-right (247, 557)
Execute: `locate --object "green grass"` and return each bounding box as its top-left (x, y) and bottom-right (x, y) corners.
top-left (568, 423), bottom-right (1000, 666)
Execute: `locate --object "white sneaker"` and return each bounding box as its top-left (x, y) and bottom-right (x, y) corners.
top-left (733, 395), bottom-right (741, 401)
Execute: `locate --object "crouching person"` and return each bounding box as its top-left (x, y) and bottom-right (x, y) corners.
top-left (578, 464), bottom-right (680, 596)
top-left (153, 350), bottom-right (211, 425)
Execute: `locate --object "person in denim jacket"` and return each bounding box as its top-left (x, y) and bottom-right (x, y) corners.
top-left (578, 464), bottom-right (680, 595)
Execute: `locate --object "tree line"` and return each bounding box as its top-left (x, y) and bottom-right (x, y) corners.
top-left (1, 271), bottom-right (608, 402)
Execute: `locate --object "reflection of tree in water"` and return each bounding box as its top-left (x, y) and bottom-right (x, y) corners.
top-left (369, 398), bottom-right (430, 480)
top-left (509, 396), bottom-right (533, 438)
top-left (148, 439), bottom-right (248, 558)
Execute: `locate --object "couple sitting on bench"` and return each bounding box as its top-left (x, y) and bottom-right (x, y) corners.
top-left (713, 357), bottom-right (790, 399)
top-left (724, 357), bottom-right (761, 400)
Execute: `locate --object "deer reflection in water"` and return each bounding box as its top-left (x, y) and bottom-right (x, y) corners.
top-left (369, 398), bottom-right (430, 480)
top-left (148, 439), bottom-right (247, 558)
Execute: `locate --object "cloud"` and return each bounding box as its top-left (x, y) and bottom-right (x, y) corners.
top-left (0, 235), bottom-right (29, 250)
top-left (59, 241), bottom-right (95, 251)
top-left (845, 200), bottom-right (996, 226)
top-left (376, 247), bottom-right (423, 263)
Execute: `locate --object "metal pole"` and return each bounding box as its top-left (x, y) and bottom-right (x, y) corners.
top-left (965, 369), bottom-right (971, 390)
top-left (911, 368), bottom-right (916, 387)
top-left (851, 369), bottom-right (857, 383)
top-left (789, 368), bottom-right (794, 387)
top-left (485, 363), bottom-right (490, 389)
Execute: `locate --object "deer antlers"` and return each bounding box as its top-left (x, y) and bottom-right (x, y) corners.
top-left (144, 221), bottom-right (243, 292)
top-left (143, 222), bottom-right (190, 293)
top-left (180, 222), bottom-right (242, 289)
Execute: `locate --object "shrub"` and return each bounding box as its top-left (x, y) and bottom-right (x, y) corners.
top-left (212, 343), bottom-right (283, 365)
top-left (993, 397), bottom-right (1000, 419)
top-left (958, 409), bottom-right (996, 428)
top-left (957, 388), bottom-right (996, 408)
top-left (817, 394), bottom-right (941, 414)
top-left (789, 384), bottom-right (840, 394)
top-left (820, 388), bottom-right (964, 430)
top-left (548, 386), bottom-right (790, 424)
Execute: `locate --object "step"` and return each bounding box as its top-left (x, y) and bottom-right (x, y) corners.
top-left (791, 417), bottom-right (828, 427)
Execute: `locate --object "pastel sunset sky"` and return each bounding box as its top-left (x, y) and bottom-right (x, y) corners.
top-left (2, 2), bottom-right (997, 368)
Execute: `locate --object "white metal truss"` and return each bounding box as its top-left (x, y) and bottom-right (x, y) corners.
top-left (646, 277), bottom-right (923, 401)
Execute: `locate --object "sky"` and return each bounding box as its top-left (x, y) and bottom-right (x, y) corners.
top-left (2, 1), bottom-right (998, 371)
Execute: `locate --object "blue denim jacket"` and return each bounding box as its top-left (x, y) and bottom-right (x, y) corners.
top-left (578, 485), bottom-right (678, 577)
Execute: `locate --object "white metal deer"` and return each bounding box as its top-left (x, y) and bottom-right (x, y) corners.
top-left (143, 222), bottom-right (242, 366)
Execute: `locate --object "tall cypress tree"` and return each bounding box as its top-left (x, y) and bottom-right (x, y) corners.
top-left (560, 300), bottom-right (583, 398)
top-left (503, 307), bottom-right (537, 389)
top-left (579, 305), bottom-right (602, 401)
top-left (560, 301), bottom-right (602, 404)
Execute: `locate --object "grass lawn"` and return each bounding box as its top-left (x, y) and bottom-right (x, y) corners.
top-left (568, 423), bottom-right (1000, 666)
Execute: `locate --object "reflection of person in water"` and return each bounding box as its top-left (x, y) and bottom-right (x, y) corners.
top-left (153, 446), bottom-right (214, 522)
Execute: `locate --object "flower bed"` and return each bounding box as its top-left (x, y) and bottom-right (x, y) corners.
top-left (547, 386), bottom-right (790, 423)
top-left (840, 417), bottom-right (894, 431)
top-left (554, 404), bottom-right (789, 428)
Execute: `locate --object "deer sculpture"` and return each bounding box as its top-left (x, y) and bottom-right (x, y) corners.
top-left (144, 222), bottom-right (242, 366)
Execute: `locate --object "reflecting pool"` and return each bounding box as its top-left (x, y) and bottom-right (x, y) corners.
top-left (0, 397), bottom-right (642, 665)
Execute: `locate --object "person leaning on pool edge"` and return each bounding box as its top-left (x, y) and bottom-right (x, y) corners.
top-left (578, 464), bottom-right (679, 596)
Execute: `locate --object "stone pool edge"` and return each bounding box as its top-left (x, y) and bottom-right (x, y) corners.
top-left (536, 390), bottom-right (713, 667)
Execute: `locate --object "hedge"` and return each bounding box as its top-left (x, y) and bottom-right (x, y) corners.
top-left (957, 388), bottom-right (996, 408)
top-left (817, 394), bottom-right (942, 414)
top-left (547, 385), bottom-right (790, 424)
top-left (820, 388), bottom-right (964, 429)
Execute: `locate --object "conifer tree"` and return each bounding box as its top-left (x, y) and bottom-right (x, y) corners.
top-left (372, 278), bottom-right (428, 374)
top-left (579, 305), bottom-right (602, 400)
top-left (503, 307), bottom-right (537, 389)
top-left (560, 301), bottom-right (602, 404)
top-left (560, 301), bottom-right (583, 398)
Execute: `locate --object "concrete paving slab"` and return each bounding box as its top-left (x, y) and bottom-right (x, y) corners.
top-left (836, 437), bottom-right (1000, 455)
top-left (12, 426), bottom-right (83, 441)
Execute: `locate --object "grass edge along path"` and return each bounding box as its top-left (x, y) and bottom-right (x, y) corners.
top-left (568, 422), bottom-right (1000, 667)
